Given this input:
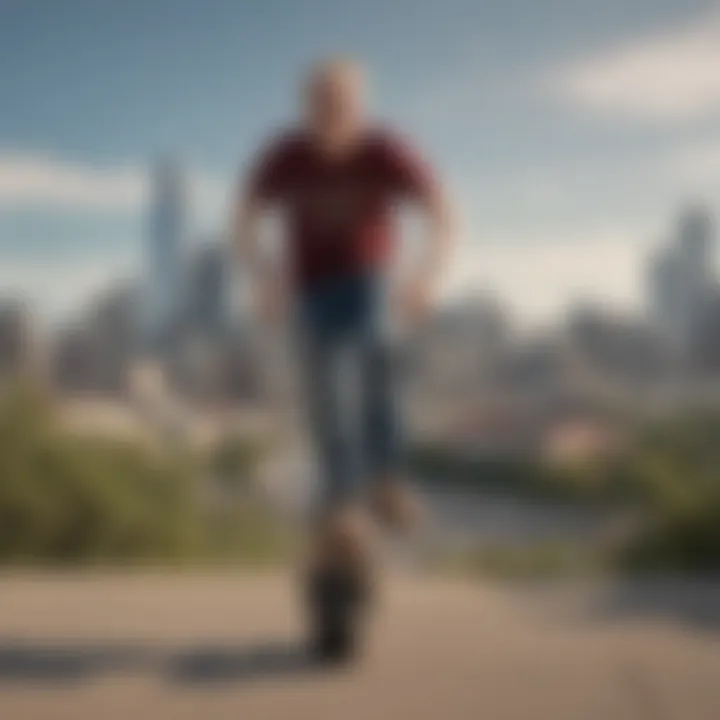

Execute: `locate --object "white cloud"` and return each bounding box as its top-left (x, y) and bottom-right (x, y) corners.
top-left (550, 12), bottom-right (720, 123)
top-left (0, 153), bottom-right (148, 212)
top-left (441, 225), bottom-right (658, 325)
top-left (0, 255), bottom-right (139, 319)
top-left (0, 217), bottom-right (661, 327)
top-left (0, 150), bottom-right (696, 326)
top-left (668, 136), bottom-right (720, 190)
top-left (3, 231), bottom-right (654, 327)
top-left (460, 125), bottom-right (720, 227)
top-left (0, 152), bottom-right (235, 317)
top-left (0, 153), bottom-right (231, 224)
top-left (190, 172), bottom-right (233, 231)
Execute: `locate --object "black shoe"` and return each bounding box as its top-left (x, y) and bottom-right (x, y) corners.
top-left (307, 565), bottom-right (369, 666)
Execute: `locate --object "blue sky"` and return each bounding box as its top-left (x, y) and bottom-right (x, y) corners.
top-left (1, 0), bottom-right (720, 322)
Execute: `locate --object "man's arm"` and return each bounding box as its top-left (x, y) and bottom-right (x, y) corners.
top-left (230, 186), bottom-right (288, 323)
top-left (230, 138), bottom-right (291, 322)
top-left (383, 133), bottom-right (456, 321)
top-left (397, 188), bottom-right (455, 325)
top-left (231, 188), bottom-right (260, 275)
top-left (409, 186), bottom-right (455, 310)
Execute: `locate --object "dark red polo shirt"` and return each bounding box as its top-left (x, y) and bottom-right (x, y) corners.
top-left (247, 128), bottom-right (436, 292)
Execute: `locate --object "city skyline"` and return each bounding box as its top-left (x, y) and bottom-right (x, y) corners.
top-left (1, 0), bottom-right (720, 321)
top-left (2, 164), bottom-right (719, 417)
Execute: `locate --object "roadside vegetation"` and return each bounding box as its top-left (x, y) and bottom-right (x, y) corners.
top-left (0, 384), bottom-right (287, 566)
top-left (414, 413), bottom-right (720, 574)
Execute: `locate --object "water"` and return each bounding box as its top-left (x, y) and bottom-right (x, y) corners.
top-left (260, 450), bottom-right (612, 550)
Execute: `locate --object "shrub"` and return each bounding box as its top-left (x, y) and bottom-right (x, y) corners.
top-left (0, 386), bottom-right (284, 565)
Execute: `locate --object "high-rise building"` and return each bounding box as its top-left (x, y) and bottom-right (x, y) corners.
top-left (676, 206), bottom-right (715, 337)
top-left (51, 285), bottom-right (138, 395)
top-left (185, 239), bottom-right (231, 338)
top-left (648, 245), bottom-right (682, 341)
top-left (678, 205), bottom-right (715, 280)
top-left (146, 158), bottom-right (188, 346)
top-left (647, 205), bottom-right (717, 351)
top-left (51, 325), bottom-right (100, 393)
top-left (0, 300), bottom-right (44, 382)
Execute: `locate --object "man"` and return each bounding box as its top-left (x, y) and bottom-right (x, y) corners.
top-left (232, 58), bottom-right (453, 660)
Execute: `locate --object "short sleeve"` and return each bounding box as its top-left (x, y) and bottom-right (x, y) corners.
top-left (246, 136), bottom-right (293, 202)
top-left (378, 132), bottom-right (437, 202)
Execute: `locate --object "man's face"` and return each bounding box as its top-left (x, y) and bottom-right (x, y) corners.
top-left (305, 64), bottom-right (365, 142)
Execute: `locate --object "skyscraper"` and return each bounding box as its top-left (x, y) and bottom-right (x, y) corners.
top-left (678, 205), bottom-right (715, 270)
top-left (146, 158), bottom-right (188, 346)
top-left (185, 239), bottom-right (231, 337)
top-left (0, 299), bottom-right (44, 382)
top-left (648, 205), bottom-right (717, 351)
top-left (648, 245), bottom-right (682, 341)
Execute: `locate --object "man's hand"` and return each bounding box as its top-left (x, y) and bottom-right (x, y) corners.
top-left (394, 189), bottom-right (453, 328)
top-left (232, 190), bottom-right (290, 327)
top-left (255, 269), bottom-right (290, 326)
top-left (394, 275), bottom-right (435, 327)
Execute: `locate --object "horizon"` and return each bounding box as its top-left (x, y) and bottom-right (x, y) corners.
top-left (1, 0), bottom-right (720, 323)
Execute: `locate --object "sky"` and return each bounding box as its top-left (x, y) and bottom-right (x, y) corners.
top-left (1, 0), bottom-right (720, 323)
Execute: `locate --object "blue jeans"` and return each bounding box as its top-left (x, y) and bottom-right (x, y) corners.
top-left (296, 273), bottom-right (403, 509)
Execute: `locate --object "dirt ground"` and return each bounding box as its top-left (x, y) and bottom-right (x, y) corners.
top-left (0, 571), bottom-right (719, 720)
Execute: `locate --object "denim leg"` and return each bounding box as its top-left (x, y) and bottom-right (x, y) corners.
top-left (302, 336), bottom-right (362, 509)
top-left (359, 332), bottom-right (403, 483)
top-left (297, 272), bottom-right (401, 506)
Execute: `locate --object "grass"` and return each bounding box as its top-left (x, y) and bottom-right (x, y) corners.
top-left (433, 541), bottom-right (611, 581)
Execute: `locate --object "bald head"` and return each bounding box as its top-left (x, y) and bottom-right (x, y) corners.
top-left (303, 58), bottom-right (367, 146)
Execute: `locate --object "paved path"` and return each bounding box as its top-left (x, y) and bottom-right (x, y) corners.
top-left (0, 571), bottom-right (719, 720)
